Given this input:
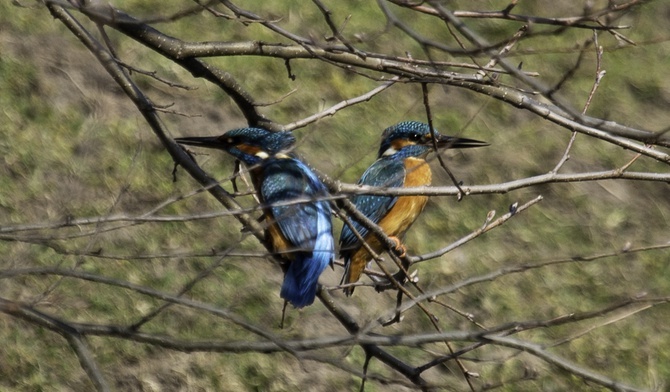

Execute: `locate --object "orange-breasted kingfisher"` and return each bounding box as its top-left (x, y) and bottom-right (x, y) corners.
top-left (176, 128), bottom-right (334, 308)
top-left (339, 121), bottom-right (488, 295)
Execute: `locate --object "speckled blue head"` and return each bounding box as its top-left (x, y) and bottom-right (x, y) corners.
top-left (175, 127), bottom-right (296, 165)
top-left (378, 121), bottom-right (488, 158)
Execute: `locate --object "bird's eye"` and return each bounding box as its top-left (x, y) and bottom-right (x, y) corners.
top-left (409, 133), bottom-right (422, 141)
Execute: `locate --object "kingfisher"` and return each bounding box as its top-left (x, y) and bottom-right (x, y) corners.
top-left (339, 121), bottom-right (488, 295)
top-left (175, 128), bottom-right (334, 308)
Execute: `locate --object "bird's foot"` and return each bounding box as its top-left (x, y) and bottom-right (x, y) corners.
top-left (389, 236), bottom-right (407, 258)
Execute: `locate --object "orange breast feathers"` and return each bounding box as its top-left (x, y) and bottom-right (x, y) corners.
top-left (377, 157), bottom-right (431, 238)
top-left (345, 158), bottom-right (431, 283)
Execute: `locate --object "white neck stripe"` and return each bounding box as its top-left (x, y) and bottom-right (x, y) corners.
top-left (382, 147), bottom-right (397, 156)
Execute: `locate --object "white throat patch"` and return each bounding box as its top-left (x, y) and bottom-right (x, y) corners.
top-left (255, 151), bottom-right (270, 159)
top-left (382, 146), bottom-right (398, 157)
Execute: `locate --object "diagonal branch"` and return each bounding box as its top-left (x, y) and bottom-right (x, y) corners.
top-left (44, 3), bottom-right (268, 245)
top-left (70, 1), bottom-right (277, 130)
top-left (64, 334), bottom-right (111, 392)
top-left (284, 78), bottom-right (399, 131)
top-left (482, 335), bottom-right (648, 392)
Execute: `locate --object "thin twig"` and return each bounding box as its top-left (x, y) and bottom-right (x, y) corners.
top-left (285, 78), bottom-right (398, 131)
top-left (389, 0), bottom-right (638, 30)
top-left (421, 83), bottom-right (466, 199)
top-left (411, 195), bottom-right (543, 263)
top-left (311, 0), bottom-right (365, 58)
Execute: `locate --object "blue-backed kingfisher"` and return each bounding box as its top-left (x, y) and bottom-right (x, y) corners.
top-left (176, 128), bottom-right (334, 308)
top-left (339, 121), bottom-right (488, 295)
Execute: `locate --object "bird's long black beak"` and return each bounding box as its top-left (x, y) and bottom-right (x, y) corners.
top-left (174, 136), bottom-right (225, 150)
top-left (433, 134), bottom-right (489, 149)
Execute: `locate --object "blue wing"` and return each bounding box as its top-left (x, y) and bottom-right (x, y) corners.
top-left (260, 158), bottom-right (334, 308)
top-left (261, 158), bottom-right (330, 251)
top-left (339, 157), bottom-right (406, 251)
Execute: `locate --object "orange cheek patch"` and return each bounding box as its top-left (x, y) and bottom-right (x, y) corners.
top-left (391, 139), bottom-right (413, 150)
top-left (236, 144), bottom-right (262, 156)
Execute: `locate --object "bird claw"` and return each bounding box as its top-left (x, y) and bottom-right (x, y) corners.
top-left (389, 236), bottom-right (406, 257)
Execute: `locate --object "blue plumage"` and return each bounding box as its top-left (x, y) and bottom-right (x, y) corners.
top-left (176, 127), bottom-right (334, 308)
top-left (261, 158), bottom-right (334, 307)
top-left (339, 157), bottom-right (404, 250)
top-left (340, 142), bottom-right (440, 250)
top-left (339, 121), bottom-right (488, 294)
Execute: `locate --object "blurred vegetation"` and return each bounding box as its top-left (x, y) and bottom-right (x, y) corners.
top-left (1, 0), bottom-right (669, 391)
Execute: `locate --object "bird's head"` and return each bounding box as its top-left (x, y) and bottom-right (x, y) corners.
top-left (378, 121), bottom-right (488, 158)
top-left (176, 127), bottom-right (296, 165)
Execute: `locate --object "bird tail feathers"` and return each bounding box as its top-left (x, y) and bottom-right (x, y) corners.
top-left (281, 247), bottom-right (332, 308)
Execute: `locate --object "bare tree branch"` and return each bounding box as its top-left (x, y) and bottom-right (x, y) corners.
top-left (5, 1), bottom-right (668, 390)
top-left (64, 334), bottom-right (111, 392)
top-left (482, 335), bottom-right (648, 392)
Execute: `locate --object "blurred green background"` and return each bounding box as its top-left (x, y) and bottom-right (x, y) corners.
top-left (1, 1), bottom-right (669, 391)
